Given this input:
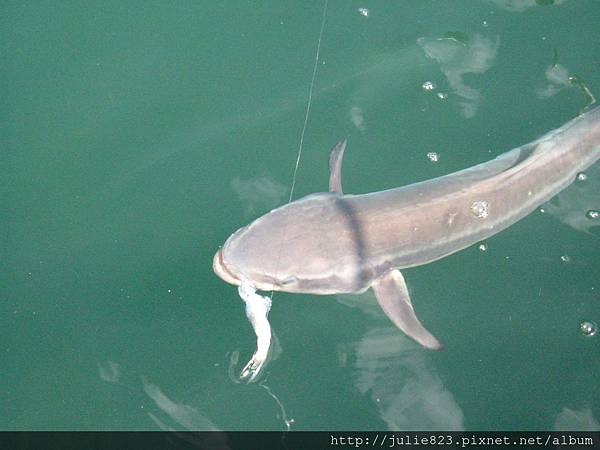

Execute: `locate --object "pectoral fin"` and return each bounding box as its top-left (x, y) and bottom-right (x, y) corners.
top-left (328, 139), bottom-right (347, 194)
top-left (371, 270), bottom-right (443, 350)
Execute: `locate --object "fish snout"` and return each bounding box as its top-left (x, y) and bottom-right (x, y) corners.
top-left (212, 249), bottom-right (240, 286)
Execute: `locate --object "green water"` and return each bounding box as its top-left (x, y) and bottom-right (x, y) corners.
top-left (3, 0), bottom-right (600, 431)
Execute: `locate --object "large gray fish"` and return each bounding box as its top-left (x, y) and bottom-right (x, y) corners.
top-left (213, 106), bottom-right (600, 381)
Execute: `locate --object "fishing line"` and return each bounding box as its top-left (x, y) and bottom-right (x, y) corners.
top-left (288, 0), bottom-right (329, 203)
top-left (235, 3), bottom-right (330, 384)
top-left (237, 2), bottom-right (330, 387)
top-left (267, 0), bottom-right (329, 305)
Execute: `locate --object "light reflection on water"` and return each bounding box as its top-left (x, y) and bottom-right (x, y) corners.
top-left (545, 165), bottom-right (600, 238)
top-left (350, 327), bottom-right (464, 431)
top-left (4, 0), bottom-right (600, 432)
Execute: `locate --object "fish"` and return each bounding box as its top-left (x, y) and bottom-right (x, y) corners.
top-left (213, 106), bottom-right (600, 381)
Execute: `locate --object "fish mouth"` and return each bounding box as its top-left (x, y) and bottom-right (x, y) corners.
top-left (212, 249), bottom-right (241, 286)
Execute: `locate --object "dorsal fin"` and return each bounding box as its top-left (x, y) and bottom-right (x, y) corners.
top-left (328, 139), bottom-right (347, 194)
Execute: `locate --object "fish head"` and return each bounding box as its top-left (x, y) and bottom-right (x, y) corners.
top-left (212, 246), bottom-right (241, 286)
top-left (213, 193), bottom-right (342, 293)
top-left (212, 218), bottom-right (297, 292)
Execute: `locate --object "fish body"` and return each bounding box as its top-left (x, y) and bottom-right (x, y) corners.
top-left (213, 107), bottom-right (600, 381)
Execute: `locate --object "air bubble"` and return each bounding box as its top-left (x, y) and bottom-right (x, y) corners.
top-left (426, 152), bottom-right (439, 162)
top-left (580, 321), bottom-right (597, 337)
top-left (470, 201), bottom-right (490, 219)
top-left (422, 81), bottom-right (436, 91)
top-left (586, 210), bottom-right (599, 219)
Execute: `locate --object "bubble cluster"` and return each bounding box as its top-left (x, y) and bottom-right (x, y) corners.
top-left (580, 321), bottom-right (597, 337)
top-left (470, 201), bottom-right (490, 219)
top-left (426, 152), bottom-right (439, 162)
top-left (422, 81), bottom-right (436, 91)
top-left (586, 210), bottom-right (599, 220)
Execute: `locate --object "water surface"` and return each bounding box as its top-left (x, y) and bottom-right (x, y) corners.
top-left (3, 0), bottom-right (600, 431)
